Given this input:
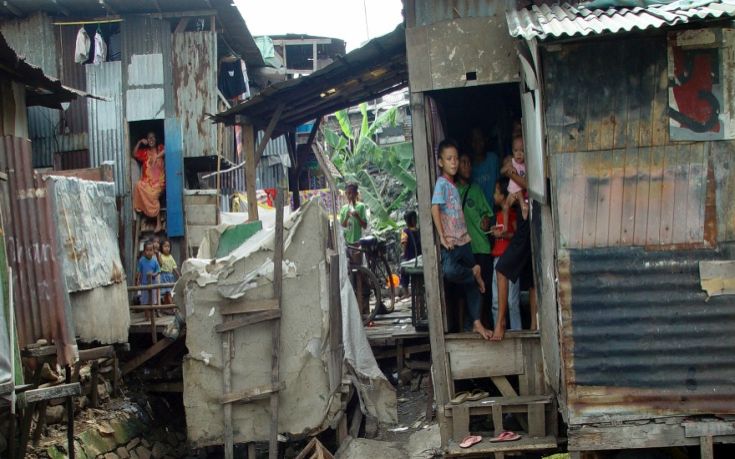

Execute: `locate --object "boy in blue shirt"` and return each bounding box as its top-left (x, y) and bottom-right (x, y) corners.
top-left (136, 240), bottom-right (160, 305)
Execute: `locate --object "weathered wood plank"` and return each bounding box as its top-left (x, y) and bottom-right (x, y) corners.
top-left (452, 404), bottom-right (469, 441)
top-left (672, 143), bottom-right (692, 243)
top-left (684, 420), bottom-right (735, 438)
top-left (405, 26), bottom-right (431, 93)
top-left (659, 144), bottom-right (677, 245)
top-left (701, 436), bottom-right (714, 459)
top-left (553, 154), bottom-right (572, 248)
top-left (569, 153), bottom-right (586, 248)
top-left (633, 148), bottom-right (651, 245)
top-left (581, 154), bottom-right (599, 248)
top-left (607, 149), bottom-right (625, 246)
top-left (492, 404), bottom-right (504, 436)
top-left (651, 47), bottom-right (669, 146)
top-left (687, 143), bottom-right (707, 241)
top-left (220, 382), bottom-right (282, 405)
top-left (220, 299), bottom-right (279, 315)
top-left (215, 310), bottom-right (281, 333)
top-left (612, 44), bottom-right (630, 150)
top-left (528, 403), bottom-right (546, 438)
top-left (544, 49), bottom-right (564, 155)
top-left (269, 186), bottom-right (285, 459)
top-left (646, 146), bottom-right (664, 245)
top-left (620, 147), bottom-right (638, 245)
top-left (446, 339), bottom-right (523, 379)
top-left (594, 151), bottom-right (611, 247)
top-left (122, 337), bottom-right (177, 375)
top-left (24, 383), bottom-right (81, 404)
top-left (491, 376), bottom-right (519, 398)
top-left (569, 421), bottom-right (696, 450)
top-left (410, 92), bottom-right (451, 412)
top-left (638, 39), bottom-right (657, 147)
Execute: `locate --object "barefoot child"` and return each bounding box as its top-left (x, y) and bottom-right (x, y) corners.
top-left (490, 178), bottom-right (521, 331)
top-left (431, 140), bottom-right (492, 340)
top-left (159, 239), bottom-right (180, 305)
top-left (136, 240), bottom-right (160, 309)
top-left (457, 151), bottom-right (494, 326)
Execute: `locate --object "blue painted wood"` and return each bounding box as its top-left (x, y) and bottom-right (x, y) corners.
top-left (164, 118), bottom-right (185, 237)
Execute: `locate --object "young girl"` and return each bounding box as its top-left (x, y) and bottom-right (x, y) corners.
top-left (431, 139), bottom-right (492, 340)
top-left (501, 135), bottom-right (528, 231)
top-left (159, 240), bottom-right (180, 305)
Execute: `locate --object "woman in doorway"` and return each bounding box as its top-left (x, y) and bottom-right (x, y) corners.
top-left (132, 132), bottom-right (165, 233)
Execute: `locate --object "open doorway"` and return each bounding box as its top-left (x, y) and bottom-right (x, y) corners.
top-left (128, 119), bottom-right (166, 238)
top-left (427, 83), bottom-right (538, 335)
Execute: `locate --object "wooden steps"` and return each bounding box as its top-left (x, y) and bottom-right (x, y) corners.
top-left (445, 433), bottom-right (557, 458)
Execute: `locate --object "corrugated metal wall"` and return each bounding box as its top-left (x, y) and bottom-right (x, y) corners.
top-left (1, 136), bottom-right (76, 365)
top-left (87, 61), bottom-right (126, 196)
top-left (559, 247), bottom-right (735, 423)
top-left (172, 31), bottom-right (217, 157)
top-left (122, 16), bottom-right (168, 122)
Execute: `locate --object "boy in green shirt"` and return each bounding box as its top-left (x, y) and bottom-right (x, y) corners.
top-left (457, 151), bottom-right (494, 326)
top-left (339, 182), bottom-right (368, 245)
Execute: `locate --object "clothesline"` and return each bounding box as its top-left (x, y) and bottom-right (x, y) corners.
top-left (54, 18), bottom-right (123, 26)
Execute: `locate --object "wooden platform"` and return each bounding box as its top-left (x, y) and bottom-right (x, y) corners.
top-left (445, 433), bottom-right (557, 457)
top-left (129, 312), bottom-right (176, 334)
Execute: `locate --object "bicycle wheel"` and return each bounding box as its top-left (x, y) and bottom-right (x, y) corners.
top-left (353, 266), bottom-right (384, 325)
top-left (371, 255), bottom-right (396, 313)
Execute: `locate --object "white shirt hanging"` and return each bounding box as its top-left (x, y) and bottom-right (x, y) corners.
top-left (93, 32), bottom-right (107, 64)
top-left (74, 27), bottom-right (90, 64)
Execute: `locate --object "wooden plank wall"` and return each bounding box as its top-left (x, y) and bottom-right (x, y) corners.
top-left (544, 35), bottom-right (730, 249)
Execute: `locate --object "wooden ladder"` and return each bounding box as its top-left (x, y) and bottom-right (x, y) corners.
top-left (219, 187), bottom-right (285, 459)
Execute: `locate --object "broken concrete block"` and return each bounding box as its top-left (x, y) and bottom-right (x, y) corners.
top-left (126, 438), bottom-right (141, 451)
top-left (104, 453), bottom-right (118, 459)
top-left (116, 446), bottom-right (130, 459)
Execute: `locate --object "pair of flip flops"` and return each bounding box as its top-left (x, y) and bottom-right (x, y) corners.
top-left (450, 389), bottom-right (490, 404)
top-left (490, 431), bottom-right (522, 442)
top-left (459, 435), bottom-right (483, 448)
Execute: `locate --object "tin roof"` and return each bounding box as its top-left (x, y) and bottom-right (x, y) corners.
top-left (507, 0), bottom-right (735, 40)
top-left (213, 25), bottom-right (407, 132)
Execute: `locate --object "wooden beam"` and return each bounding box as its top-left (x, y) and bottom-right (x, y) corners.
top-left (175, 17), bottom-right (191, 34)
top-left (254, 102), bottom-right (286, 167)
top-left (242, 123), bottom-right (258, 221)
top-left (220, 298), bottom-right (278, 315)
top-left (220, 382), bottom-right (282, 404)
top-left (410, 92), bottom-right (451, 412)
top-left (121, 337), bottom-right (177, 375)
top-left (24, 383), bottom-right (81, 404)
top-left (78, 346), bottom-right (115, 361)
top-left (272, 38), bottom-right (333, 46)
top-left (214, 309), bottom-right (281, 333)
top-left (701, 436), bottom-right (714, 459)
top-left (151, 9), bottom-right (216, 19)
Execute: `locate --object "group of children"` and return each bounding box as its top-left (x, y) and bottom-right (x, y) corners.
top-left (430, 127), bottom-right (536, 341)
top-left (135, 237), bottom-right (181, 308)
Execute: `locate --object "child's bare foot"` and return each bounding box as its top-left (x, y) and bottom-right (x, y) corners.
top-left (471, 265), bottom-right (486, 293)
top-left (473, 320), bottom-right (493, 340)
top-left (490, 323), bottom-right (505, 341)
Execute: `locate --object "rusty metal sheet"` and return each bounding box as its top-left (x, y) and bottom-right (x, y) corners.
top-left (46, 176), bottom-right (123, 293)
top-left (172, 31), bottom-right (217, 158)
top-left (2, 136), bottom-right (76, 365)
top-left (558, 246), bottom-right (735, 425)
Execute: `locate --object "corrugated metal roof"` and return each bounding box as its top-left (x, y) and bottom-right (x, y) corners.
top-left (507, 0), bottom-right (735, 40)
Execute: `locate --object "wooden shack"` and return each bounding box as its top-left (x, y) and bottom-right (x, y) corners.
top-left (405, 0), bottom-right (735, 457)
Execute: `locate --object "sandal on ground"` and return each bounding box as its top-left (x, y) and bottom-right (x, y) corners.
top-left (489, 431), bottom-right (521, 442)
top-left (466, 389), bottom-right (489, 401)
top-left (450, 391), bottom-right (469, 404)
top-left (459, 435), bottom-right (483, 448)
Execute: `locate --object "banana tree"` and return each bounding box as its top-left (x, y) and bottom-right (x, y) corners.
top-left (323, 102), bottom-right (416, 233)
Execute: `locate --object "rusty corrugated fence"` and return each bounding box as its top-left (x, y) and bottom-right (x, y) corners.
top-left (3, 137), bottom-right (76, 365)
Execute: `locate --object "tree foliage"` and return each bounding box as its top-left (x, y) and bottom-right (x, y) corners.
top-left (323, 103), bottom-right (416, 233)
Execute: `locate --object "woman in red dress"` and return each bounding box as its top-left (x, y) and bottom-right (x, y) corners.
top-left (132, 132), bottom-right (165, 233)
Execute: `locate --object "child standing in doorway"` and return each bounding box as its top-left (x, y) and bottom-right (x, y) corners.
top-left (136, 240), bottom-right (160, 306)
top-left (431, 139), bottom-right (492, 340)
top-left (490, 178), bottom-right (521, 332)
top-left (159, 239), bottom-right (180, 306)
top-left (400, 210), bottom-right (421, 298)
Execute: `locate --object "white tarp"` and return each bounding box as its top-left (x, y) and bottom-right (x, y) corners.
top-left (179, 200), bottom-right (396, 446)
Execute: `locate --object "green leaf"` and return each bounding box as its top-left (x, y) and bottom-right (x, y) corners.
top-left (335, 109), bottom-right (353, 140)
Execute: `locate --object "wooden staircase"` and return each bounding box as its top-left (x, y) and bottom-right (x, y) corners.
top-left (442, 331), bottom-right (558, 458)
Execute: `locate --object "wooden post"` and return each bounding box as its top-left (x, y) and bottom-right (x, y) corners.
top-left (242, 123), bottom-right (258, 221)
top-left (409, 92), bottom-right (451, 423)
top-left (215, 153), bottom-right (222, 224)
top-left (223, 328), bottom-right (234, 459)
top-left (701, 436), bottom-right (714, 459)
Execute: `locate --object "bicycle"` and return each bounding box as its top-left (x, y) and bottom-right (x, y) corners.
top-left (348, 235), bottom-right (397, 324)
